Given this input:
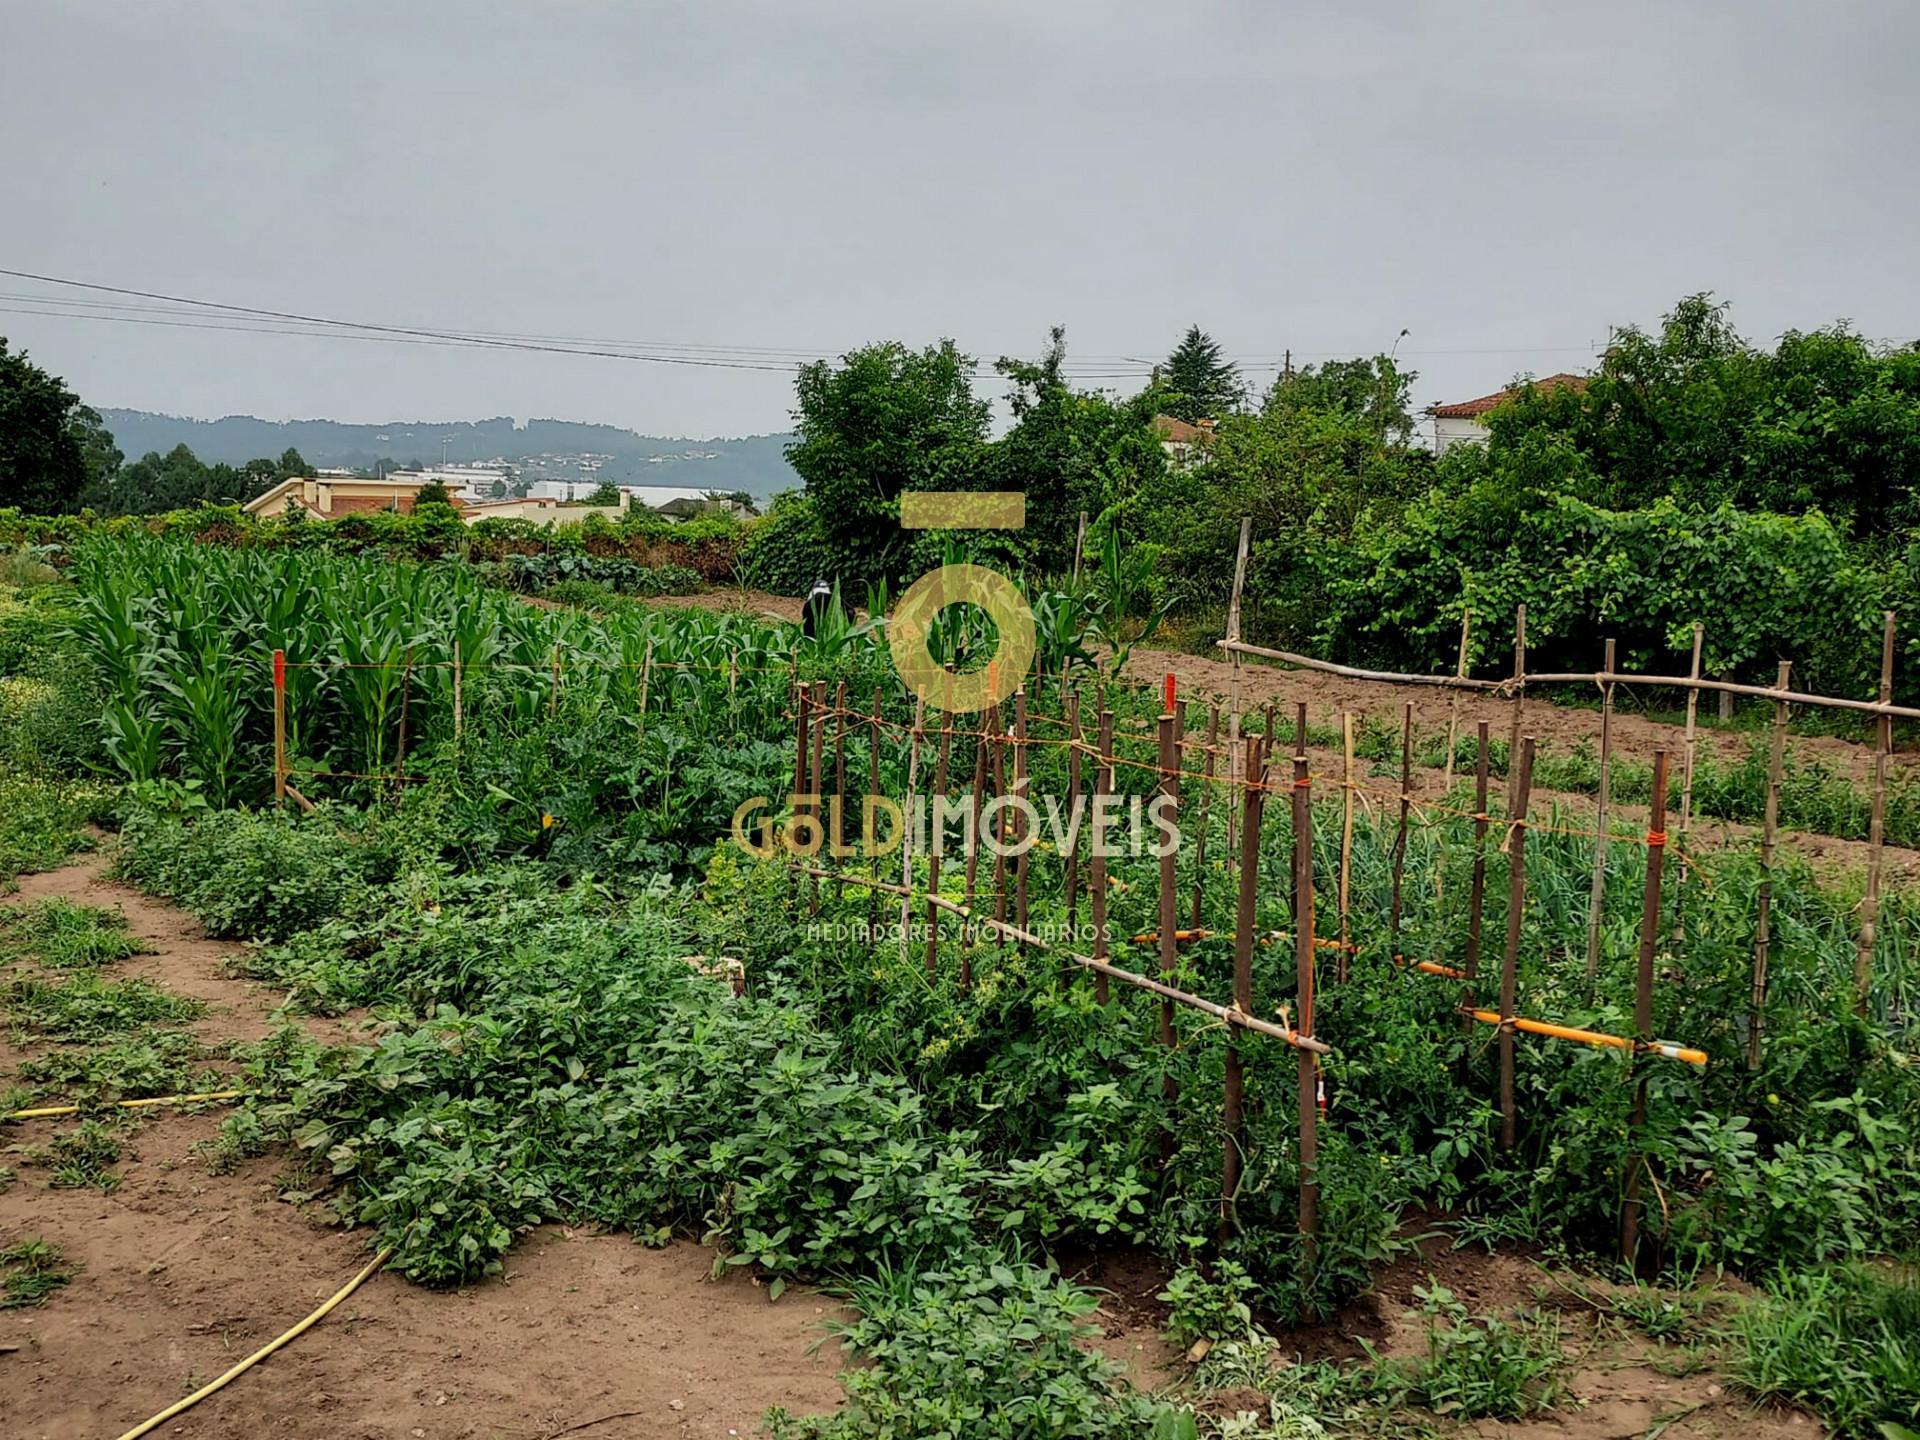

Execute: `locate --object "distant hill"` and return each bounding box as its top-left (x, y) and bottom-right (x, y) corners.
top-left (98, 411), bottom-right (800, 499)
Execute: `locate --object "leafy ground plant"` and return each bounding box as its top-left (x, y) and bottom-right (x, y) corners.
top-left (0, 898), bottom-right (149, 969)
top-left (1727, 1262), bottom-right (1920, 1438)
top-left (3, 972), bottom-right (201, 1041)
top-left (0, 1237), bottom-right (74, 1308)
top-left (27, 1119), bottom-right (123, 1192)
top-left (1367, 1281), bottom-right (1565, 1420)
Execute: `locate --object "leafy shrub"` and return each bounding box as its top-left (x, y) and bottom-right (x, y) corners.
top-left (114, 806), bottom-right (378, 941)
top-left (738, 492), bottom-right (826, 595)
top-left (0, 1237), bottom-right (74, 1308)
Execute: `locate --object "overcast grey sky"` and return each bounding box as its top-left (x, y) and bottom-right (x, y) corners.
top-left (2, 1), bottom-right (1915, 439)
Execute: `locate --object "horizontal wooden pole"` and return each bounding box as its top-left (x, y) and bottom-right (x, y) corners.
top-left (1219, 639), bottom-right (1505, 690)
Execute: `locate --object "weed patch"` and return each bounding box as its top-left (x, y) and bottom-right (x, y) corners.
top-left (0, 1237), bottom-right (74, 1309)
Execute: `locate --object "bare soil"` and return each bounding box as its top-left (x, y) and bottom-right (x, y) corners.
top-left (0, 857), bottom-right (850, 1440)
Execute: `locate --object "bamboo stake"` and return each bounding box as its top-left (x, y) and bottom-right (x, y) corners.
top-left (451, 640), bottom-right (463, 746)
top-left (963, 704), bottom-right (986, 979)
top-left (1459, 722), bottom-right (1491, 1081)
top-left (869, 684), bottom-right (883, 933)
top-left (832, 680), bottom-right (848, 900)
top-left (1389, 701), bottom-right (1412, 966)
top-left (394, 649), bottom-right (414, 790)
top-left (925, 708), bottom-right (950, 978)
top-left (1498, 736), bottom-right (1536, 1150)
top-left (1436, 611), bottom-right (1471, 903)
top-left (1090, 709), bottom-right (1114, 1005)
top-left (1505, 605), bottom-right (1526, 814)
top-left (810, 679), bottom-right (827, 915)
top-left (1225, 517), bottom-right (1250, 887)
top-left (549, 643), bottom-right (561, 720)
top-left (1622, 749), bottom-right (1671, 1270)
top-left (1856, 611), bottom-right (1896, 1016)
top-left (1750, 661), bottom-right (1791, 1071)
top-left (1073, 510), bottom-right (1089, 583)
top-left (1223, 733), bottom-right (1264, 1241)
top-left (636, 637), bottom-right (655, 738)
top-left (1065, 690), bottom-right (1083, 936)
top-left (1584, 638), bottom-right (1618, 995)
top-left (990, 703), bottom-right (1009, 933)
top-left (1192, 704), bottom-right (1219, 931)
top-left (1672, 623), bottom-right (1703, 945)
top-left (1292, 747), bottom-right (1318, 1263)
top-left (900, 698), bottom-right (922, 964)
top-left (1157, 712), bottom-right (1181, 1122)
top-left (1014, 689), bottom-right (1030, 942)
top-left (272, 649), bottom-right (287, 806)
top-left (1339, 711), bottom-right (1355, 983)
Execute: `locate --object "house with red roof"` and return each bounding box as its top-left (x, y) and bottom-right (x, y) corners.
top-left (1427, 373), bottom-right (1587, 454)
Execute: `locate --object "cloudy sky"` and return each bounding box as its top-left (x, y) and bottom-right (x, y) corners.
top-left (2, 1), bottom-right (1914, 439)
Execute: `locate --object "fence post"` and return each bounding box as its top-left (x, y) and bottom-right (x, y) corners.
top-left (637, 637), bottom-right (655, 738)
top-left (1856, 612), bottom-right (1897, 1016)
top-left (1292, 747), bottom-right (1319, 1266)
top-left (963, 707), bottom-right (986, 981)
top-left (1090, 709), bottom-right (1114, 1005)
top-left (549, 643), bottom-right (561, 720)
top-left (833, 680), bottom-right (848, 902)
top-left (451, 640), bottom-right (463, 748)
top-left (1222, 733), bottom-right (1264, 1242)
top-left (1505, 605), bottom-right (1526, 814)
top-left (1498, 736), bottom-right (1536, 1150)
top-left (1672, 623), bottom-right (1704, 943)
top-left (273, 648), bottom-right (288, 806)
top-left (869, 685), bottom-right (883, 934)
top-left (1584, 639), bottom-right (1618, 996)
top-left (1389, 702), bottom-right (1412, 967)
top-left (1622, 749), bottom-right (1671, 1270)
top-left (1751, 661), bottom-right (1791, 1070)
top-left (1459, 721), bottom-right (1491, 1081)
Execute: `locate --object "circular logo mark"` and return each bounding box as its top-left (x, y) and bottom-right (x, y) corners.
top-left (887, 563), bottom-right (1034, 714)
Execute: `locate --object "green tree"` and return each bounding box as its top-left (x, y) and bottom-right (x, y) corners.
top-left (1161, 325), bottom-right (1243, 422)
top-left (414, 480), bottom-right (454, 506)
top-left (0, 339), bottom-right (94, 514)
top-left (586, 481), bottom-right (621, 507)
top-left (786, 339), bottom-right (990, 585)
top-left (1265, 356), bottom-right (1417, 444)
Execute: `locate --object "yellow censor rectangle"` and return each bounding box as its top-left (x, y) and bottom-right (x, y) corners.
top-left (899, 491), bottom-right (1026, 530)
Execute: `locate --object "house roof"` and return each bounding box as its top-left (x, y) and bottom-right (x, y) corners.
top-left (1150, 414), bottom-right (1215, 443)
top-left (241, 475), bottom-right (470, 517)
top-left (1429, 372), bottom-right (1588, 419)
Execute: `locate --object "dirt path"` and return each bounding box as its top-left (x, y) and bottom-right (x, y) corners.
top-left (0, 856), bottom-right (850, 1440)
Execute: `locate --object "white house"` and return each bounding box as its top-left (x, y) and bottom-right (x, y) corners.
top-left (1427, 373), bottom-right (1587, 454)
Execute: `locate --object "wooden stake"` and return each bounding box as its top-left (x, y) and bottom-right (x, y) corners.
top-left (1584, 638), bottom-right (1618, 995)
top-left (1498, 736), bottom-right (1536, 1150)
top-left (1856, 611), bottom-right (1896, 1016)
top-left (832, 680), bottom-right (848, 900)
top-left (869, 685), bottom-right (883, 933)
top-left (809, 679), bottom-right (827, 915)
top-left (925, 708), bottom-right (950, 978)
top-left (1460, 722), bottom-right (1491, 1080)
top-left (1013, 689), bottom-right (1029, 942)
top-left (1339, 712), bottom-right (1355, 983)
top-left (394, 649), bottom-right (414, 790)
top-left (1072, 510), bottom-right (1088, 583)
top-left (1621, 749), bottom-right (1671, 1269)
top-left (549, 643), bottom-right (561, 720)
top-left (1505, 606), bottom-right (1526, 815)
top-left (900, 698), bottom-right (922, 964)
top-left (636, 638), bottom-right (655, 738)
top-left (1157, 712), bottom-right (1181, 1073)
top-left (1192, 704), bottom-right (1220, 930)
top-left (1292, 748), bottom-right (1318, 1263)
top-left (1437, 609), bottom-right (1471, 902)
top-left (990, 703), bottom-right (1010, 932)
top-left (1389, 701), bottom-right (1412, 967)
top-left (1222, 734), bottom-right (1264, 1241)
top-left (1672, 623), bottom-right (1703, 944)
top-left (1065, 690), bottom-right (1083, 935)
top-left (1090, 709), bottom-right (1114, 1005)
top-left (1225, 516), bottom-right (1251, 645)
top-left (1751, 661), bottom-right (1791, 1070)
top-left (272, 649), bottom-right (288, 805)
top-left (451, 641), bottom-right (463, 746)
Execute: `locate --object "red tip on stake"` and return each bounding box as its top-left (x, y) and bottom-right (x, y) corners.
top-left (273, 649), bottom-right (286, 690)
top-left (1163, 672), bottom-right (1176, 713)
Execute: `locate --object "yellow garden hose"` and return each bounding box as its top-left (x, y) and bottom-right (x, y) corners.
top-left (3, 1088), bottom-right (245, 1121)
top-left (113, 1245), bottom-right (394, 1440)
